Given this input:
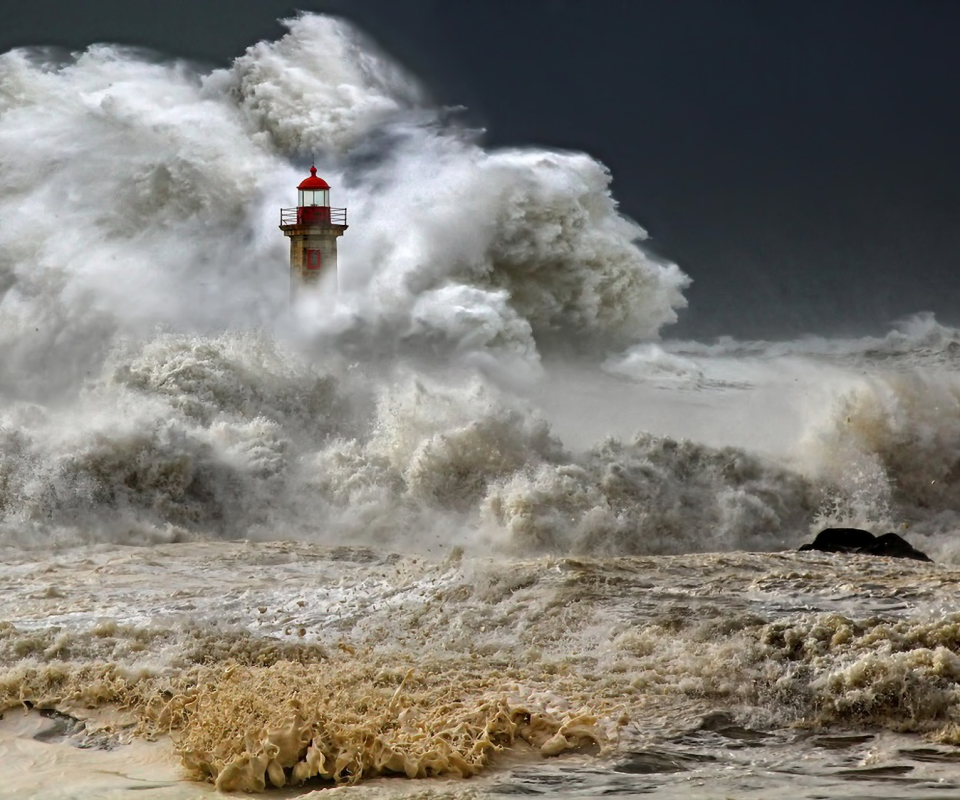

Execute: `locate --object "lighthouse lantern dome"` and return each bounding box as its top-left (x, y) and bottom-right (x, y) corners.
top-left (298, 166), bottom-right (330, 208)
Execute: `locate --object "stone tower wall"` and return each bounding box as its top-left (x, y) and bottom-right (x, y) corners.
top-left (283, 226), bottom-right (346, 298)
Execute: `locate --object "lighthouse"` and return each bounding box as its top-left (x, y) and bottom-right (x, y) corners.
top-left (279, 166), bottom-right (347, 297)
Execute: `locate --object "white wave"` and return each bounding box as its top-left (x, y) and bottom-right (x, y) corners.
top-left (481, 433), bottom-right (815, 555)
top-left (800, 368), bottom-right (960, 547)
top-left (0, 12), bottom-right (689, 407)
top-left (603, 342), bottom-right (705, 388)
top-left (209, 13), bottom-right (426, 156)
top-left (5, 12), bottom-right (960, 563)
top-left (334, 135), bottom-right (689, 357)
top-left (0, 43), bottom-right (292, 402)
top-left (666, 312), bottom-right (960, 369)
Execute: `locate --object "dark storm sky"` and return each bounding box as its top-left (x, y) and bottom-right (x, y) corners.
top-left (4, 0), bottom-right (960, 339)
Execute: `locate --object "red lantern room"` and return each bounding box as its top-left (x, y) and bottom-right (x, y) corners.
top-left (297, 166), bottom-right (330, 224)
top-left (279, 166), bottom-right (348, 227)
top-left (279, 166), bottom-right (348, 297)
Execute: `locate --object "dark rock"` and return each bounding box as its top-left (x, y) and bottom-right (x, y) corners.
top-left (799, 527), bottom-right (877, 553)
top-left (799, 528), bottom-right (932, 562)
top-left (861, 532), bottom-right (932, 562)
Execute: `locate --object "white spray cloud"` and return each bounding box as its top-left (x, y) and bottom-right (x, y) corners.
top-left (0, 12), bottom-right (690, 402)
top-left (209, 13), bottom-right (426, 156)
top-left (331, 132), bottom-right (689, 357)
top-left (0, 44), bottom-right (296, 398)
top-left (0, 13), bottom-right (736, 555)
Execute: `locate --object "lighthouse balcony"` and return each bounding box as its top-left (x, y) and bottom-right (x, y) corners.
top-left (280, 207), bottom-right (347, 227)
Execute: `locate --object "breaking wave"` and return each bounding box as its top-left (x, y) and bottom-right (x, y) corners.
top-left (0, 12), bottom-right (688, 404)
top-left (0, 331), bottom-right (821, 555)
top-left (0, 12), bottom-right (705, 555)
top-left (0, 12), bottom-right (959, 563)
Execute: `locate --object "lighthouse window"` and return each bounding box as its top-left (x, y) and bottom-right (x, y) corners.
top-left (306, 250), bottom-right (321, 269)
top-left (298, 189), bottom-right (329, 207)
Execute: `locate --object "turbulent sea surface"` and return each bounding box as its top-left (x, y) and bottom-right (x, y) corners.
top-left (3, 13), bottom-right (960, 799)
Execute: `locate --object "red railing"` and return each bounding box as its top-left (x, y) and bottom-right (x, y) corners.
top-left (280, 207), bottom-right (347, 227)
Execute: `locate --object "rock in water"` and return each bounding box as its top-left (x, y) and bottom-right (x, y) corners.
top-left (861, 532), bottom-right (933, 562)
top-left (798, 528), bottom-right (877, 554)
top-left (799, 528), bottom-right (932, 562)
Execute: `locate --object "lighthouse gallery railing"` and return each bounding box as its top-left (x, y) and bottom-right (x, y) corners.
top-left (280, 207), bottom-right (347, 226)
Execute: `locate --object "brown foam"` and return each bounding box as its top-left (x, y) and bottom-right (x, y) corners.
top-left (155, 659), bottom-right (606, 792)
top-left (0, 653), bottom-right (608, 793)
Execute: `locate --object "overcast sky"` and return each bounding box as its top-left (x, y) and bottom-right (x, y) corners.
top-left (4, 0), bottom-right (960, 338)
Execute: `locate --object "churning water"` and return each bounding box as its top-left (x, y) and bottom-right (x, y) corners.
top-left (2, 13), bottom-right (960, 798)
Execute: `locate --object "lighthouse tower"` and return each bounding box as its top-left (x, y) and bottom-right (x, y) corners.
top-left (279, 166), bottom-right (347, 297)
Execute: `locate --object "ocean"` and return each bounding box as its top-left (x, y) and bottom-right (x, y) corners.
top-left (2, 12), bottom-right (960, 799)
